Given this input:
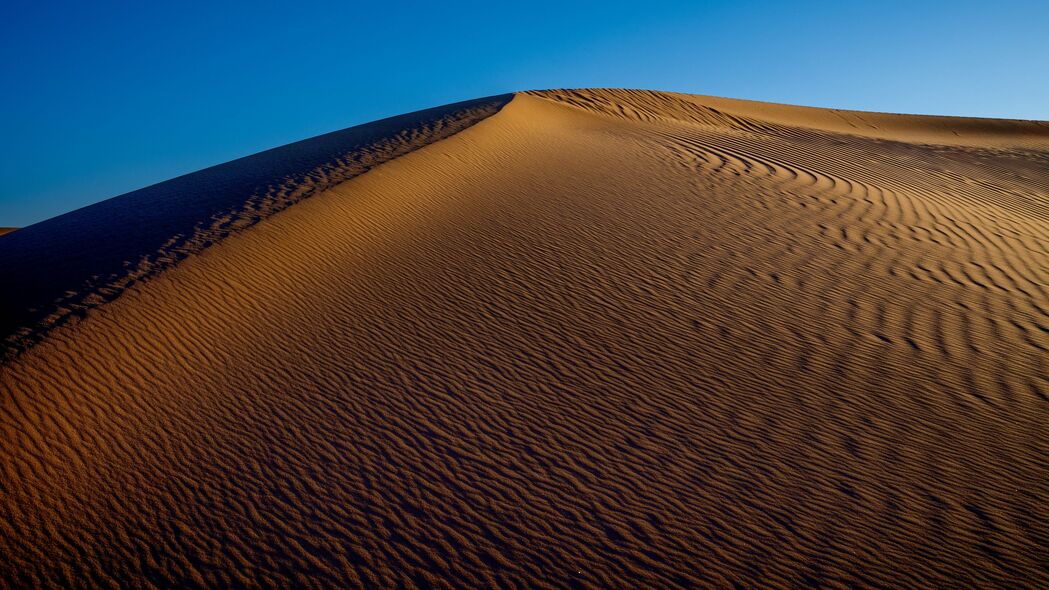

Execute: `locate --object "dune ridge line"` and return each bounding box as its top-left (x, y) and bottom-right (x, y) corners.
top-left (0, 94), bottom-right (512, 360)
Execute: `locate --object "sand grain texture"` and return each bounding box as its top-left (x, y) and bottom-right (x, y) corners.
top-left (1, 90), bottom-right (1047, 588)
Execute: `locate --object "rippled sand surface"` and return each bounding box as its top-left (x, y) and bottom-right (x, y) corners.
top-left (2, 90), bottom-right (1047, 588)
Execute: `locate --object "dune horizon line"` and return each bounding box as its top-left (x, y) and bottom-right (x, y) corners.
top-left (8, 88), bottom-right (1048, 230)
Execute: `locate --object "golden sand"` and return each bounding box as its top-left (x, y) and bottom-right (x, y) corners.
top-left (1, 90), bottom-right (1047, 588)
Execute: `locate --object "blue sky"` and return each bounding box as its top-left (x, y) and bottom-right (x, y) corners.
top-left (2, 1), bottom-right (1046, 227)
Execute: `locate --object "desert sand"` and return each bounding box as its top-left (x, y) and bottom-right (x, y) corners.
top-left (1, 90), bottom-right (1046, 588)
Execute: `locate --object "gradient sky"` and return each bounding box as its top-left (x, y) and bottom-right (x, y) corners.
top-left (2, 1), bottom-right (1047, 227)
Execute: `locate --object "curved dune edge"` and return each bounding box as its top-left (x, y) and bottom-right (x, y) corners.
top-left (528, 88), bottom-right (1049, 149)
top-left (2, 90), bottom-right (1048, 588)
top-left (0, 94), bottom-right (512, 360)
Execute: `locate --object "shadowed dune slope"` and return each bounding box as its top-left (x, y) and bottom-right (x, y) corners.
top-left (0, 94), bottom-right (511, 358)
top-left (1, 90), bottom-right (1047, 588)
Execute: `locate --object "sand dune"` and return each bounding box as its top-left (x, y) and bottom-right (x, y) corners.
top-left (0, 95), bottom-right (511, 358)
top-left (1, 89), bottom-right (1047, 588)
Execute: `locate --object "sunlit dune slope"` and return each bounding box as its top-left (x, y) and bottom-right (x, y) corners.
top-left (2, 90), bottom-right (1047, 588)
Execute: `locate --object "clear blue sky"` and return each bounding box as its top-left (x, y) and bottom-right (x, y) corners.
top-left (2, 1), bottom-right (1046, 227)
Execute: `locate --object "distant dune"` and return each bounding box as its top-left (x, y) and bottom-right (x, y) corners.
top-left (1, 90), bottom-right (1046, 588)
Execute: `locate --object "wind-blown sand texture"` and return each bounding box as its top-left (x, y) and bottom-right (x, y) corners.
top-left (1, 89), bottom-right (1047, 588)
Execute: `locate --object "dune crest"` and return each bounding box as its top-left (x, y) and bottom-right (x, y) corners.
top-left (0, 95), bottom-right (511, 359)
top-left (1, 90), bottom-right (1047, 588)
top-left (530, 88), bottom-right (1049, 148)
